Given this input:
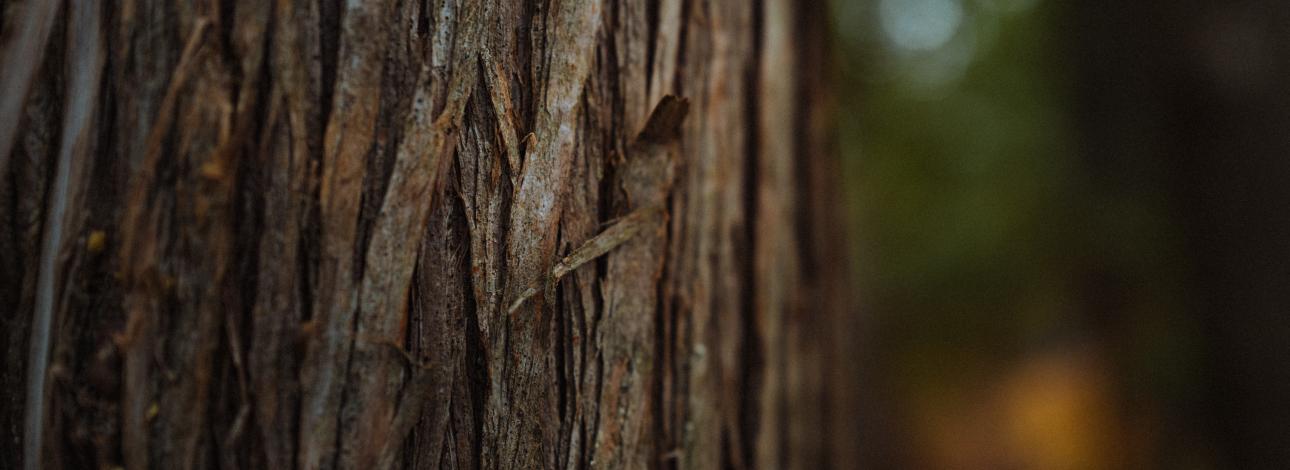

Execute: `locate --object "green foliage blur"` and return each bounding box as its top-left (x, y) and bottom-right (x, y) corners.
top-left (832, 0), bottom-right (1207, 467)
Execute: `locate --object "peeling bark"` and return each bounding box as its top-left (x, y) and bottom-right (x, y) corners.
top-left (0, 0), bottom-right (853, 468)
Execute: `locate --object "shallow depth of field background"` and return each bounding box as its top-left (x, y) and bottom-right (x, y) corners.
top-left (832, 1), bottom-right (1212, 468)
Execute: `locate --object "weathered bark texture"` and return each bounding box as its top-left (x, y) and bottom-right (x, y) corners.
top-left (0, 0), bottom-right (853, 469)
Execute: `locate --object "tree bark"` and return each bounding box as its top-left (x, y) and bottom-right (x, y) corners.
top-left (0, 1), bottom-right (854, 469)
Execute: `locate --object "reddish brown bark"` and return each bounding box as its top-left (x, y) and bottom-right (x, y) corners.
top-left (0, 0), bottom-right (853, 468)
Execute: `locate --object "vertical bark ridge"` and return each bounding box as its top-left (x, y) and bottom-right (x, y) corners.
top-left (0, 13), bottom-right (64, 461)
top-left (590, 96), bottom-right (687, 470)
top-left (25, 2), bottom-right (102, 468)
top-left (752, 0), bottom-right (799, 467)
top-left (297, 0), bottom-right (392, 464)
top-left (340, 1), bottom-right (480, 467)
top-left (249, 1), bottom-right (324, 468)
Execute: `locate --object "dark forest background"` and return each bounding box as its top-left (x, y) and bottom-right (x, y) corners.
top-left (836, 0), bottom-right (1290, 468)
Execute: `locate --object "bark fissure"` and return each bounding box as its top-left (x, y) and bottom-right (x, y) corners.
top-left (739, 0), bottom-right (766, 466)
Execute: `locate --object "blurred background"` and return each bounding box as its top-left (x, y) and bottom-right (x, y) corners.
top-left (831, 0), bottom-right (1290, 468)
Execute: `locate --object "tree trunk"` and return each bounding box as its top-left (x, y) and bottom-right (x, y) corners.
top-left (0, 1), bottom-right (854, 469)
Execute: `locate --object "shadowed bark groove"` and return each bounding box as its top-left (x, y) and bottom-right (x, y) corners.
top-left (0, 0), bottom-right (853, 468)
